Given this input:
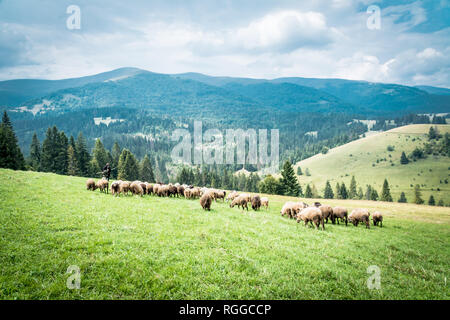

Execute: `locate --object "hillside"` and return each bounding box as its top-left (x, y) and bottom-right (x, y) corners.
top-left (294, 124), bottom-right (450, 204)
top-left (0, 169), bottom-right (448, 299)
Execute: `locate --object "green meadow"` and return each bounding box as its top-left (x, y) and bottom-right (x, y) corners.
top-left (0, 169), bottom-right (449, 299)
top-left (294, 124), bottom-right (450, 204)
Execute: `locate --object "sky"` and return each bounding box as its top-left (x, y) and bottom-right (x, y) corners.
top-left (0, 0), bottom-right (449, 88)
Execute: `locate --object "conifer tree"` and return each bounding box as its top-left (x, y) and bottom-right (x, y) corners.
top-left (335, 182), bottom-right (341, 199)
top-left (398, 192), bottom-right (407, 203)
top-left (414, 184), bottom-right (424, 204)
top-left (75, 132), bottom-right (90, 176)
top-left (428, 195), bottom-right (435, 206)
top-left (323, 180), bottom-right (334, 199)
top-left (0, 111), bottom-right (25, 170)
top-left (67, 145), bottom-right (78, 176)
top-left (140, 154), bottom-right (155, 182)
top-left (29, 132), bottom-right (41, 171)
top-left (370, 188), bottom-right (379, 201)
top-left (349, 176), bottom-right (357, 199)
top-left (305, 184), bottom-right (313, 198)
top-left (280, 161), bottom-right (300, 196)
top-left (340, 183), bottom-right (348, 199)
top-left (92, 138), bottom-right (109, 169)
top-left (357, 187), bottom-right (364, 199)
top-left (380, 179), bottom-right (393, 202)
top-left (400, 151), bottom-right (409, 165)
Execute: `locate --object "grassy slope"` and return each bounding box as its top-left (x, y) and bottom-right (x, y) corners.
top-left (294, 124), bottom-right (450, 204)
top-left (0, 169), bottom-right (449, 300)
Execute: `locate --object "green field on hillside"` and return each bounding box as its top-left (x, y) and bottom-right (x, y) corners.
top-left (294, 124), bottom-right (450, 204)
top-left (0, 169), bottom-right (449, 299)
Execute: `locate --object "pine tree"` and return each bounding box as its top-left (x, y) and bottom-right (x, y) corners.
top-left (92, 139), bottom-right (109, 169)
top-left (398, 192), bottom-right (407, 203)
top-left (297, 166), bottom-right (302, 175)
top-left (55, 131), bottom-right (68, 174)
top-left (41, 127), bottom-right (58, 172)
top-left (311, 184), bottom-right (319, 198)
top-left (323, 180), bottom-right (334, 199)
top-left (75, 132), bottom-right (90, 176)
top-left (400, 151), bottom-right (409, 165)
top-left (340, 183), bottom-right (348, 199)
top-left (428, 195), bottom-right (435, 206)
top-left (357, 187), bottom-right (364, 199)
top-left (140, 155), bottom-right (155, 182)
top-left (380, 179), bottom-right (393, 202)
top-left (370, 189), bottom-right (379, 201)
top-left (437, 199), bottom-right (444, 206)
top-left (365, 185), bottom-right (372, 200)
top-left (349, 176), bottom-right (357, 199)
top-left (0, 111), bottom-right (25, 170)
top-left (67, 145), bottom-right (78, 176)
top-left (305, 184), bottom-right (313, 198)
top-left (117, 149), bottom-right (139, 181)
top-left (414, 184), bottom-right (424, 204)
top-left (335, 182), bottom-right (341, 199)
top-left (280, 161), bottom-right (300, 196)
top-left (29, 133), bottom-right (41, 171)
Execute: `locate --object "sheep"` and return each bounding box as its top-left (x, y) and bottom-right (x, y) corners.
top-left (226, 191), bottom-right (239, 202)
top-left (281, 201), bottom-right (296, 218)
top-left (191, 187), bottom-right (201, 199)
top-left (157, 185), bottom-right (170, 197)
top-left (145, 183), bottom-right (153, 195)
top-left (119, 181), bottom-right (130, 196)
top-left (372, 211), bottom-right (383, 227)
top-left (110, 180), bottom-right (122, 196)
top-left (177, 185), bottom-right (185, 198)
top-left (318, 205), bottom-right (333, 223)
top-left (260, 197), bottom-right (269, 210)
top-left (251, 195), bottom-right (261, 211)
top-left (296, 207), bottom-right (325, 230)
top-left (152, 183), bottom-right (161, 195)
top-left (86, 179), bottom-right (96, 191)
top-left (184, 188), bottom-right (192, 199)
top-left (230, 195), bottom-right (248, 211)
top-left (349, 208), bottom-right (370, 229)
top-left (291, 202), bottom-right (309, 218)
top-left (240, 193), bottom-right (252, 202)
top-left (332, 206), bottom-right (348, 226)
top-left (139, 182), bottom-right (147, 195)
top-left (96, 179), bottom-right (109, 193)
top-left (200, 192), bottom-right (213, 211)
top-left (130, 181), bottom-right (144, 196)
top-left (168, 184), bottom-right (177, 197)
top-left (216, 190), bottom-right (226, 202)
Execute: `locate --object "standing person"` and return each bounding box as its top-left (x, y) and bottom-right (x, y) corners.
top-left (102, 163), bottom-right (111, 180)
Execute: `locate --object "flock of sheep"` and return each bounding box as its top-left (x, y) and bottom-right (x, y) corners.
top-left (280, 201), bottom-right (383, 230)
top-left (86, 178), bottom-right (383, 230)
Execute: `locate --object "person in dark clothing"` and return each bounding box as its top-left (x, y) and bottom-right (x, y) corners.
top-left (102, 163), bottom-right (111, 181)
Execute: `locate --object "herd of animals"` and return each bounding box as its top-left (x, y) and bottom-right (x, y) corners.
top-left (86, 178), bottom-right (384, 230)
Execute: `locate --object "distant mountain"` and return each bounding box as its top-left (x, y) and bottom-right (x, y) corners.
top-left (2, 67), bottom-right (449, 117)
top-left (415, 85), bottom-right (450, 95)
top-left (0, 67), bottom-right (147, 106)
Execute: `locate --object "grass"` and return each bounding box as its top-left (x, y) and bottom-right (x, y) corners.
top-left (0, 168), bottom-right (449, 299)
top-left (293, 124), bottom-right (450, 204)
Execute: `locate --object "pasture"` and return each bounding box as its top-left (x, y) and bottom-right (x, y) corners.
top-left (0, 169), bottom-right (449, 299)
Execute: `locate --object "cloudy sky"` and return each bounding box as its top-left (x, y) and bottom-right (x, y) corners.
top-left (0, 0), bottom-right (449, 87)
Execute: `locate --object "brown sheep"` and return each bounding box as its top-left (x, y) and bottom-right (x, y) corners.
top-left (184, 188), bottom-right (192, 199)
top-left (177, 185), bottom-right (185, 198)
top-left (318, 205), bottom-right (333, 223)
top-left (296, 207), bottom-right (325, 230)
top-left (153, 184), bottom-right (161, 195)
top-left (281, 201), bottom-right (296, 218)
top-left (200, 192), bottom-right (213, 211)
top-left (130, 181), bottom-right (144, 196)
top-left (96, 179), bottom-right (109, 193)
top-left (139, 182), bottom-right (147, 195)
top-left (110, 180), bottom-right (122, 196)
top-left (349, 208), bottom-right (370, 229)
top-left (168, 184), bottom-right (177, 197)
top-left (260, 197), bottom-right (269, 210)
top-left (157, 185), bottom-right (169, 197)
top-left (332, 206), bottom-right (348, 226)
top-left (230, 195), bottom-right (248, 211)
top-left (291, 202), bottom-right (309, 218)
top-left (372, 211), bottom-right (383, 227)
top-left (216, 190), bottom-right (226, 202)
top-left (119, 181), bottom-right (130, 196)
top-left (145, 183), bottom-right (153, 195)
top-left (251, 195), bottom-right (261, 211)
top-left (226, 191), bottom-right (239, 202)
top-left (86, 179), bottom-right (96, 191)
top-left (191, 187), bottom-right (201, 199)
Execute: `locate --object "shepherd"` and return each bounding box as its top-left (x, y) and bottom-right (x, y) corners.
top-left (102, 163), bottom-right (111, 193)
